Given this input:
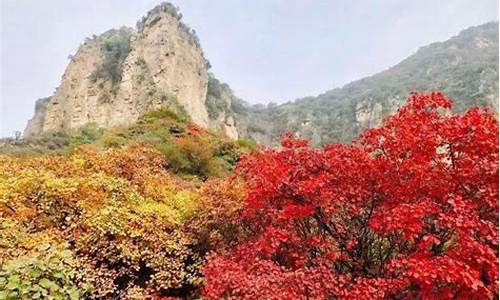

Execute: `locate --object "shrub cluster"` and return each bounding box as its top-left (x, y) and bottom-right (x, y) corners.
top-left (0, 142), bottom-right (245, 299)
top-left (202, 93), bottom-right (499, 299)
top-left (2, 92), bottom-right (496, 299)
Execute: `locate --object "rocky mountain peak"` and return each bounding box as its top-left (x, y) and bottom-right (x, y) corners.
top-left (24, 2), bottom-right (238, 139)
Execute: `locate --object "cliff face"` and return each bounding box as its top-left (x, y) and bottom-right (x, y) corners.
top-left (38, 34), bottom-right (107, 133)
top-left (25, 3), bottom-right (237, 138)
top-left (205, 75), bottom-right (240, 139)
top-left (24, 97), bottom-right (51, 137)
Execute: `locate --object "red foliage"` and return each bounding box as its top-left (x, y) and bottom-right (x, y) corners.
top-left (202, 92), bottom-right (499, 299)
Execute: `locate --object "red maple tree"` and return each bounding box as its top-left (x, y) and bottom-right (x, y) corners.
top-left (202, 92), bottom-right (499, 299)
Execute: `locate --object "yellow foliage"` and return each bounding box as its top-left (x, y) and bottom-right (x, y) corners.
top-left (0, 128), bottom-right (246, 298)
top-left (0, 143), bottom-right (208, 298)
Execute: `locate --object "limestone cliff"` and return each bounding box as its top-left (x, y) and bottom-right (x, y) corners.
top-left (24, 97), bottom-right (50, 137)
top-left (24, 3), bottom-right (237, 138)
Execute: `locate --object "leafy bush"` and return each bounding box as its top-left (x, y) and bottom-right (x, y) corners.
top-left (99, 133), bottom-right (127, 148)
top-left (159, 136), bottom-right (225, 179)
top-left (236, 138), bottom-right (257, 152)
top-left (68, 123), bottom-right (104, 146)
top-left (0, 142), bottom-right (244, 298)
top-left (0, 243), bottom-right (87, 300)
top-left (0, 124), bottom-right (105, 156)
top-left (202, 93), bottom-right (499, 299)
top-left (140, 108), bottom-right (188, 125)
top-left (2, 107), bottom-right (245, 179)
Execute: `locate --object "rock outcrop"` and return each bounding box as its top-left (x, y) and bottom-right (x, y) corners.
top-left (206, 75), bottom-right (240, 139)
top-left (24, 97), bottom-right (50, 137)
top-left (25, 3), bottom-right (237, 138)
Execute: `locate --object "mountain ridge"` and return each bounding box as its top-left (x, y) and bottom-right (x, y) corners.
top-left (23, 2), bottom-right (498, 146)
top-left (232, 21), bottom-right (498, 145)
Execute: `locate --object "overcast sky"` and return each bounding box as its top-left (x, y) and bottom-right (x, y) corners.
top-left (1, 0), bottom-right (498, 137)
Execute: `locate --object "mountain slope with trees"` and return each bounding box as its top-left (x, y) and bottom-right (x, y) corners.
top-left (234, 22), bottom-right (498, 145)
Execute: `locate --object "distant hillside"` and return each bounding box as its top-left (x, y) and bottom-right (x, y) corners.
top-left (234, 22), bottom-right (499, 145)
